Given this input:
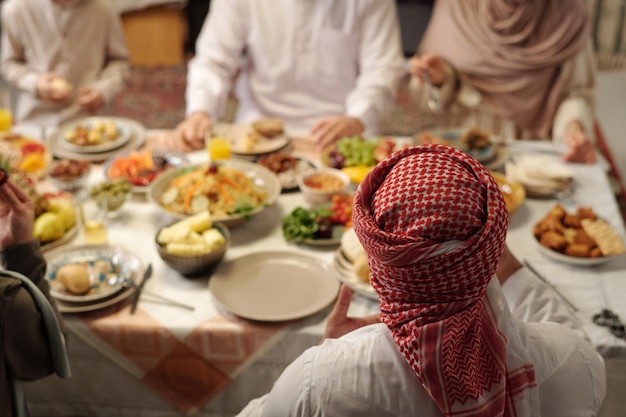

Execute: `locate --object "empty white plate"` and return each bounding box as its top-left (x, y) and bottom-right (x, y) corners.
top-left (209, 251), bottom-right (340, 321)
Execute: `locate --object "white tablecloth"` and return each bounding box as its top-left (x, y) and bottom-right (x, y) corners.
top-left (23, 138), bottom-right (626, 417)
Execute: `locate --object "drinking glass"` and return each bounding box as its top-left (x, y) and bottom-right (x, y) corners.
top-left (80, 199), bottom-right (109, 245)
top-left (0, 88), bottom-right (13, 132)
top-left (206, 136), bottom-right (232, 162)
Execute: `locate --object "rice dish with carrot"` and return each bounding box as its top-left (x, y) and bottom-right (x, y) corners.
top-left (159, 164), bottom-right (267, 217)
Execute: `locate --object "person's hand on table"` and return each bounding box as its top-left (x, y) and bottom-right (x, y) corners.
top-left (311, 116), bottom-right (363, 151)
top-left (37, 73), bottom-right (72, 102)
top-left (409, 52), bottom-right (446, 87)
top-left (173, 111), bottom-right (212, 152)
top-left (322, 284), bottom-right (380, 341)
top-left (0, 179), bottom-right (35, 249)
top-left (76, 87), bottom-right (104, 113)
top-left (563, 121), bottom-right (597, 165)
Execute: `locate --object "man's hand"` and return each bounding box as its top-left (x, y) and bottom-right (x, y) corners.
top-left (76, 87), bottom-right (104, 113)
top-left (36, 73), bottom-right (72, 102)
top-left (310, 116), bottom-right (363, 151)
top-left (409, 52), bottom-right (446, 87)
top-left (173, 111), bottom-right (212, 152)
top-left (563, 121), bottom-right (597, 165)
top-left (0, 180), bottom-right (35, 249)
top-left (495, 244), bottom-right (523, 286)
top-left (322, 284), bottom-right (380, 341)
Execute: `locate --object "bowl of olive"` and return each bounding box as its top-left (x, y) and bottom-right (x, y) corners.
top-left (89, 178), bottom-right (132, 215)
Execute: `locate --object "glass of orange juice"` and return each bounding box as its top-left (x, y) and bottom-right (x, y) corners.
top-left (0, 89), bottom-right (13, 132)
top-left (206, 136), bottom-right (232, 161)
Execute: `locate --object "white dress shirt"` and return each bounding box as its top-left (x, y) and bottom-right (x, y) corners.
top-left (237, 269), bottom-right (606, 416)
top-left (186, 0), bottom-right (405, 137)
top-left (0, 0), bottom-right (130, 127)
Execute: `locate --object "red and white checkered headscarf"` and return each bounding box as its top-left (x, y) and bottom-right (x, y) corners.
top-left (353, 144), bottom-right (537, 417)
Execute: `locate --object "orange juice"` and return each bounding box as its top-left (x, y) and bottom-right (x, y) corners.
top-left (207, 137), bottom-right (232, 161)
top-left (0, 109), bottom-right (13, 131)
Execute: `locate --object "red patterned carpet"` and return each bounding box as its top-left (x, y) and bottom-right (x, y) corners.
top-left (113, 65), bottom-right (187, 130)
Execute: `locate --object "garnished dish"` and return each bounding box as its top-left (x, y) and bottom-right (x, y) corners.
top-left (149, 160), bottom-right (281, 226)
top-left (282, 194), bottom-right (353, 245)
top-left (60, 117), bottom-right (132, 153)
top-left (89, 178), bottom-right (132, 213)
top-left (256, 153), bottom-right (316, 191)
top-left (324, 136), bottom-right (411, 183)
top-left (104, 149), bottom-right (190, 191)
top-left (533, 204), bottom-right (626, 265)
top-left (0, 132), bottom-right (52, 178)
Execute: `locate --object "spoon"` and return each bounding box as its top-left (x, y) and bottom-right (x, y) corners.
top-left (421, 69), bottom-right (441, 114)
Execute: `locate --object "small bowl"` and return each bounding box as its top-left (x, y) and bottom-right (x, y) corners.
top-left (47, 159), bottom-right (91, 195)
top-left (89, 179), bottom-right (132, 214)
top-left (298, 168), bottom-right (350, 205)
top-left (156, 222), bottom-right (230, 277)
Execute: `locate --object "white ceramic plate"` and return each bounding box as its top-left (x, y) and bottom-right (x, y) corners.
top-left (103, 149), bottom-right (190, 193)
top-left (209, 251), bottom-right (340, 321)
top-left (58, 117), bottom-right (133, 153)
top-left (213, 123), bottom-right (291, 156)
top-left (535, 240), bottom-right (620, 266)
top-left (49, 117), bottom-right (146, 162)
top-left (332, 249), bottom-right (377, 300)
top-left (45, 244), bottom-right (143, 303)
top-left (148, 160), bottom-right (281, 227)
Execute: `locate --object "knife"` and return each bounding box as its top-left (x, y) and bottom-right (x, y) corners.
top-left (130, 263), bottom-right (153, 314)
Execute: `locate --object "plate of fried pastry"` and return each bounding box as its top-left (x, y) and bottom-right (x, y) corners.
top-left (533, 204), bottom-right (626, 266)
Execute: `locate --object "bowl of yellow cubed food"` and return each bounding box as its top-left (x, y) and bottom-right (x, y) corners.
top-left (155, 211), bottom-right (230, 277)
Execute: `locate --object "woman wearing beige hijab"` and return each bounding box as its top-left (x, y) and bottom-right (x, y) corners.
top-left (410, 0), bottom-right (597, 164)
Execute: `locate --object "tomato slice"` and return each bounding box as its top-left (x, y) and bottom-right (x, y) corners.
top-left (21, 141), bottom-right (46, 155)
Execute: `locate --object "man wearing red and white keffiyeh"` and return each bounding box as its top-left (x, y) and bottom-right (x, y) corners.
top-left (237, 144), bottom-right (606, 417)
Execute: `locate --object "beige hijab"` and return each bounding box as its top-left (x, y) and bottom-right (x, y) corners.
top-left (419, 0), bottom-right (590, 137)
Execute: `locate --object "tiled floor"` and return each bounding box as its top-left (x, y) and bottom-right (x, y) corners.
top-left (596, 71), bottom-right (626, 180)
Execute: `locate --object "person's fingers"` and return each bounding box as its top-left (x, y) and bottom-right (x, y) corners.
top-left (329, 284), bottom-right (353, 321)
top-left (310, 118), bottom-right (330, 136)
top-left (6, 180), bottom-right (30, 204)
top-left (0, 180), bottom-right (21, 206)
top-left (360, 314), bottom-right (381, 327)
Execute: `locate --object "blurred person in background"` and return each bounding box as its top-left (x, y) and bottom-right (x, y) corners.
top-left (409, 0), bottom-right (597, 164)
top-left (171, 0), bottom-right (405, 153)
top-left (236, 144), bottom-right (606, 416)
top-left (0, 0), bottom-right (130, 127)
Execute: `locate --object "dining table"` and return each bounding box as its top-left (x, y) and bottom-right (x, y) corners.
top-left (15, 126), bottom-right (626, 417)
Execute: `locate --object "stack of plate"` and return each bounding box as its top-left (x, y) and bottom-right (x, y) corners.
top-left (332, 228), bottom-right (377, 300)
top-left (44, 244), bottom-right (145, 313)
top-left (49, 116), bottom-right (147, 162)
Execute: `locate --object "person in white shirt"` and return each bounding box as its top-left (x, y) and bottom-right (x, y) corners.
top-left (237, 144), bottom-right (606, 417)
top-left (0, 0), bottom-right (130, 127)
top-left (409, 0), bottom-right (597, 164)
top-left (173, 0), bottom-right (405, 153)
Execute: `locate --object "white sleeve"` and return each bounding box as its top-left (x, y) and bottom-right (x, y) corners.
top-left (551, 41), bottom-right (596, 143)
top-left (500, 268), bottom-right (589, 341)
top-left (345, 0), bottom-right (405, 134)
top-left (185, 0), bottom-right (248, 118)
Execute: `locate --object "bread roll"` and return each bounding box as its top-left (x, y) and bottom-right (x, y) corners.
top-left (251, 118), bottom-right (284, 138)
top-left (57, 263), bottom-right (91, 295)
